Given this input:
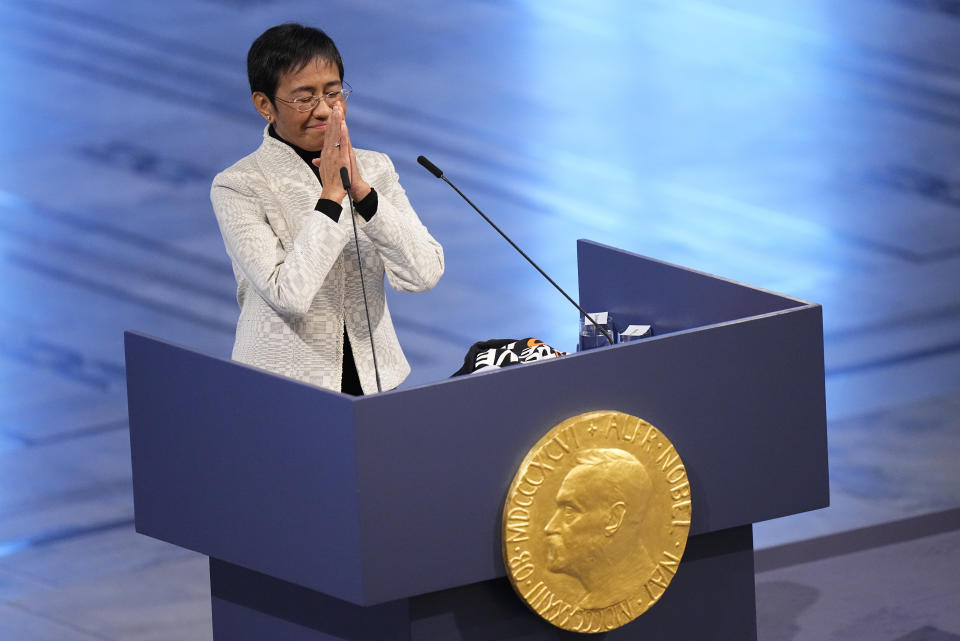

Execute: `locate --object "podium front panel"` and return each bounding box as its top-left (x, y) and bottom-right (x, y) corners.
top-left (126, 333), bottom-right (367, 603)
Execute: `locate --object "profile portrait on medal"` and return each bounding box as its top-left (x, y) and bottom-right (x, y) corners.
top-left (544, 447), bottom-right (657, 610)
top-left (210, 23), bottom-right (444, 395)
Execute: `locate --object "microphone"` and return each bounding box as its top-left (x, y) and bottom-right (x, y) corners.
top-left (416, 155), bottom-right (614, 345)
top-left (417, 155), bottom-right (443, 179)
top-left (342, 166), bottom-right (383, 393)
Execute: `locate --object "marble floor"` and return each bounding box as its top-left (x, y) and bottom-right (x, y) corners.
top-left (1, 0), bottom-right (959, 638)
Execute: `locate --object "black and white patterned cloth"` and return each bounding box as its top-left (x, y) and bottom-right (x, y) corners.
top-left (452, 338), bottom-right (565, 377)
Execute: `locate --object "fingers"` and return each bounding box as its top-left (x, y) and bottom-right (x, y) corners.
top-left (339, 119), bottom-right (371, 200)
top-left (340, 119), bottom-right (353, 156)
top-left (312, 105), bottom-right (357, 201)
top-left (336, 116), bottom-right (355, 181)
top-left (338, 112), bottom-right (353, 159)
top-left (339, 117), bottom-right (358, 163)
top-left (319, 106), bottom-right (348, 172)
top-left (324, 104), bottom-right (343, 153)
top-left (341, 121), bottom-right (353, 172)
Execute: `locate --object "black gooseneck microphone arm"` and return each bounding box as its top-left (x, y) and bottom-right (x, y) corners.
top-left (416, 155), bottom-right (614, 346)
top-left (341, 166), bottom-right (383, 393)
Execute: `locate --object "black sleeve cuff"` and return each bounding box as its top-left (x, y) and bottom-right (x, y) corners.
top-left (355, 188), bottom-right (378, 222)
top-left (315, 198), bottom-right (342, 222)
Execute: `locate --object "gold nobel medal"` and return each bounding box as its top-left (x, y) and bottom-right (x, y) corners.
top-left (502, 410), bottom-right (692, 633)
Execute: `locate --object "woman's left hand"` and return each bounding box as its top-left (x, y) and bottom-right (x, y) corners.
top-left (340, 117), bottom-right (371, 201)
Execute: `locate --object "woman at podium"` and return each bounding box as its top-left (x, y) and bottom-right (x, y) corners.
top-left (211, 24), bottom-right (444, 395)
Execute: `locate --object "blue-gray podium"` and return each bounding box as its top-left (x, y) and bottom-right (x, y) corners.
top-left (124, 239), bottom-right (827, 640)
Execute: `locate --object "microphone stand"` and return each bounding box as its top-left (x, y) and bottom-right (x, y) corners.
top-left (416, 155), bottom-right (614, 346)
top-left (341, 167), bottom-right (383, 393)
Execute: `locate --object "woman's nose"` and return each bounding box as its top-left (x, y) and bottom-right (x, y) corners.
top-left (310, 97), bottom-right (332, 117)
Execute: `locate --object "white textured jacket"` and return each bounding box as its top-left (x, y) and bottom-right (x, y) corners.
top-left (210, 128), bottom-right (444, 393)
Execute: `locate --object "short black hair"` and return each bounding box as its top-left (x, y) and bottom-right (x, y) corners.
top-left (247, 23), bottom-right (344, 99)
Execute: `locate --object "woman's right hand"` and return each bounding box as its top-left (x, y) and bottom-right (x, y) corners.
top-left (314, 103), bottom-right (349, 203)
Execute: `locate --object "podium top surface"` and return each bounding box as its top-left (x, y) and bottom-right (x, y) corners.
top-left (125, 240), bottom-right (827, 605)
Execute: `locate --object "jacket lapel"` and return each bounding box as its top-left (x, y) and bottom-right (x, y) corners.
top-left (253, 132), bottom-right (324, 245)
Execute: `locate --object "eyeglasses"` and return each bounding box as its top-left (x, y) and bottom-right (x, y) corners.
top-left (274, 81), bottom-right (352, 112)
